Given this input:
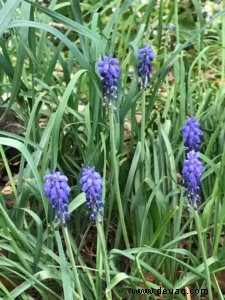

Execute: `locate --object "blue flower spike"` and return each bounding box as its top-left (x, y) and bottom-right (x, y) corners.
top-left (181, 117), bottom-right (203, 152)
top-left (137, 44), bottom-right (155, 89)
top-left (79, 167), bottom-right (104, 221)
top-left (98, 55), bottom-right (121, 104)
top-left (182, 151), bottom-right (205, 209)
top-left (44, 171), bottom-right (71, 226)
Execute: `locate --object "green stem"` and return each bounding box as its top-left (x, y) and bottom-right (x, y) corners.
top-left (222, 0), bottom-right (225, 81)
top-left (140, 92), bottom-right (146, 175)
top-left (97, 222), bottom-right (112, 300)
top-left (63, 227), bottom-right (84, 300)
top-left (193, 210), bottom-right (213, 300)
top-left (213, 139), bottom-right (225, 255)
top-left (109, 108), bottom-right (130, 249)
top-left (174, 0), bottom-right (180, 45)
top-left (96, 226), bottom-right (103, 300)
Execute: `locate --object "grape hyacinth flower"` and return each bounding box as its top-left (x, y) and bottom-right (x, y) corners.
top-left (181, 117), bottom-right (203, 152)
top-left (44, 171), bottom-right (71, 226)
top-left (79, 167), bottom-right (104, 221)
top-left (182, 151), bottom-right (205, 208)
top-left (137, 44), bottom-right (155, 89)
top-left (98, 55), bottom-right (121, 103)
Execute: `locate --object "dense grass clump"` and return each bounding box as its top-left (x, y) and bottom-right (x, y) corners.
top-left (0, 0), bottom-right (225, 299)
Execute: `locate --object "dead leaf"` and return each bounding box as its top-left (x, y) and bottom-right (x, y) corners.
top-left (139, 272), bottom-right (155, 300)
top-left (2, 185), bottom-right (13, 195)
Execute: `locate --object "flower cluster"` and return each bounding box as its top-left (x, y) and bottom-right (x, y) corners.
top-left (181, 117), bottom-right (203, 152)
top-left (182, 151), bottom-right (205, 208)
top-left (44, 47), bottom-right (157, 225)
top-left (98, 55), bottom-right (121, 103)
top-left (137, 44), bottom-right (155, 89)
top-left (79, 167), bottom-right (104, 221)
top-left (181, 117), bottom-right (204, 208)
top-left (44, 171), bottom-right (71, 226)
top-left (97, 45), bottom-right (155, 103)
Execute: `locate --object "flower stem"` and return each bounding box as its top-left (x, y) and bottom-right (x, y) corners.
top-left (109, 107), bottom-right (130, 249)
top-left (63, 227), bottom-right (84, 300)
top-left (193, 210), bottom-right (213, 300)
top-left (140, 91), bottom-right (146, 179)
top-left (96, 221), bottom-right (112, 299)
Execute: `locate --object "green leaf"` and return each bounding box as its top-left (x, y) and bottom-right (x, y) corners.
top-left (19, 208), bottom-right (43, 273)
top-left (0, 137), bottom-right (47, 213)
top-left (55, 231), bottom-right (73, 300)
top-left (0, 0), bottom-right (22, 37)
top-left (51, 69), bottom-right (87, 169)
top-left (105, 272), bottom-right (129, 294)
top-left (7, 20), bottom-right (91, 70)
top-left (68, 193), bottom-right (86, 214)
